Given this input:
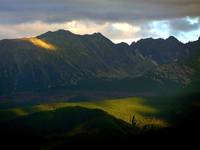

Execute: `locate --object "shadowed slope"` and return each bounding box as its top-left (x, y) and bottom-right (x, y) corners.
top-left (0, 106), bottom-right (135, 149)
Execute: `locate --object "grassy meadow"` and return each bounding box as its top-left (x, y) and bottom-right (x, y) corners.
top-left (0, 96), bottom-right (177, 128)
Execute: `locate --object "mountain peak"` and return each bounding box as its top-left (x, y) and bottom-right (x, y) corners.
top-left (91, 32), bottom-right (105, 38)
top-left (55, 29), bottom-right (73, 34)
top-left (138, 37), bottom-right (153, 42)
top-left (166, 36), bottom-right (179, 42)
top-left (40, 30), bottom-right (107, 39)
top-left (83, 32), bottom-right (111, 42)
top-left (117, 42), bottom-right (129, 46)
top-left (93, 32), bottom-right (101, 35)
top-left (116, 42), bottom-right (130, 48)
top-left (38, 29), bottom-right (74, 38)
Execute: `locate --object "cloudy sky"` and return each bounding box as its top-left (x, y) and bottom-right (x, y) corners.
top-left (0, 0), bottom-right (200, 44)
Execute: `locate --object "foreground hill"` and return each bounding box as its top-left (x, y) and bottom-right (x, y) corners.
top-left (0, 106), bottom-right (135, 149)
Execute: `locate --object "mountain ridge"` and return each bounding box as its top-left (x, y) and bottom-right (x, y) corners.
top-left (0, 29), bottom-right (199, 95)
top-left (0, 30), bottom-right (155, 94)
top-left (1, 29), bottom-right (199, 45)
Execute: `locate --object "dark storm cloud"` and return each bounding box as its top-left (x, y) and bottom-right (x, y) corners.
top-left (169, 17), bottom-right (200, 32)
top-left (0, 0), bottom-right (200, 43)
top-left (0, 0), bottom-right (200, 24)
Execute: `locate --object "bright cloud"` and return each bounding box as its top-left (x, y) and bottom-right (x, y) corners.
top-left (0, 20), bottom-right (142, 44)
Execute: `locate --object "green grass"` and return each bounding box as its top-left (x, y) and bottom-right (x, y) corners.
top-left (0, 97), bottom-right (169, 128)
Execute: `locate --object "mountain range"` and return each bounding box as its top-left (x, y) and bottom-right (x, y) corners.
top-left (0, 29), bottom-right (200, 95)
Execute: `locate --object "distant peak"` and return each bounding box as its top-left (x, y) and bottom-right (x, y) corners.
top-left (117, 42), bottom-right (130, 46)
top-left (56, 29), bottom-right (73, 34)
top-left (38, 29), bottom-right (74, 38)
top-left (137, 37), bottom-right (155, 42)
top-left (41, 30), bottom-right (106, 38)
top-left (92, 32), bottom-right (104, 37)
top-left (83, 32), bottom-right (108, 40)
top-left (93, 32), bottom-right (102, 35)
top-left (130, 41), bottom-right (136, 46)
top-left (119, 42), bottom-right (129, 45)
top-left (166, 36), bottom-right (178, 42)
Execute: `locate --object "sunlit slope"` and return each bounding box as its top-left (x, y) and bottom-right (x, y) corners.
top-left (0, 97), bottom-right (168, 127)
top-left (21, 37), bottom-right (56, 50)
